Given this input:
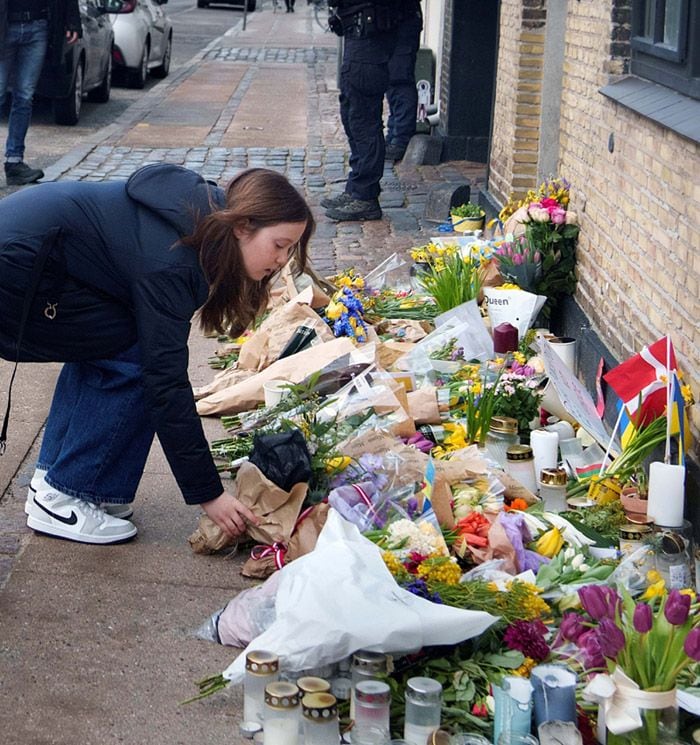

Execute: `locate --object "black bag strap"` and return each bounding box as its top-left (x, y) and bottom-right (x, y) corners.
top-left (0, 227), bottom-right (62, 455)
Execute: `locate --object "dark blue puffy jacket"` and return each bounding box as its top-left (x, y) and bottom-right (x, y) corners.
top-left (0, 164), bottom-right (225, 504)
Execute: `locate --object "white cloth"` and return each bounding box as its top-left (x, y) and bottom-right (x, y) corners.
top-left (222, 509), bottom-right (497, 683)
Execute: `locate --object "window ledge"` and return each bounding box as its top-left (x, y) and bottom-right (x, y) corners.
top-left (600, 76), bottom-right (700, 145)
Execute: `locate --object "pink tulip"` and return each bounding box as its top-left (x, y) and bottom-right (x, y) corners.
top-left (533, 251), bottom-right (542, 263)
top-left (513, 254), bottom-right (524, 265)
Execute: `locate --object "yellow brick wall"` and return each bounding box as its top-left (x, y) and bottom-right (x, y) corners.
top-left (489, 0), bottom-right (545, 205)
top-left (489, 0), bottom-right (700, 452)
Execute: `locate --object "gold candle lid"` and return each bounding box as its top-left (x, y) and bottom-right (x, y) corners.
top-left (489, 416), bottom-right (518, 434)
top-left (264, 681), bottom-right (299, 709)
top-left (245, 650), bottom-right (279, 675)
top-left (539, 467), bottom-right (567, 486)
top-left (506, 444), bottom-right (533, 461)
top-left (296, 676), bottom-right (331, 695)
top-left (301, 692), bottom-right (338, 721)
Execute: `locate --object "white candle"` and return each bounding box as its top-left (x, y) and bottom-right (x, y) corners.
top-left (647, 461), bottom-right (686, 527)
top-left (263, 716), bottom-right (299, 745)
top-left (530, 429), bottom-right (559, 493)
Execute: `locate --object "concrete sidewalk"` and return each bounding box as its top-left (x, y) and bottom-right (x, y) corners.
top-left (0, 7), bottom-right (486, 743)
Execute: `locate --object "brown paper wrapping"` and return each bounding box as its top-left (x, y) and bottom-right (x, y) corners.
top-left (433, 445), bottom-right (489, 483)
top-left (498, 470), bottom-right (539, 505)
top-left (196, 337), bottom-right (356, 416)
top-left (407, 386), bottom-right (441, 425)
top-left (376, 341), bottom-right (412, 370)
top-left (242, 502), bottom-right (330, 579)
top-left (192, 366), bottom-right (255, 401)
top-left (187, 462), bottom-right (309, 558)
top-left (375, 319), bottom-right (432, 343)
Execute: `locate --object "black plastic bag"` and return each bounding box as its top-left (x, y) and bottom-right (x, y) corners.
top-left (248, 429), bottom-right (312, 492)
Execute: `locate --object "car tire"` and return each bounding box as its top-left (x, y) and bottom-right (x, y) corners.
top-left (87, 54), bottom-right (112, 103)
top-left (197, 0), bottom-right (209, 7)
top-left (151, 33), bottom-right (172, 79)
top-left (54, 59), bottom-right (84, 125)
top-left (128, 43), bottom-right (149, 89)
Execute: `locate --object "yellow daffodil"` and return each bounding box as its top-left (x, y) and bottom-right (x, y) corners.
top-left (324, 455), bottom-right (352, 473)
top-left (325, 300), bottom-right (344, 320)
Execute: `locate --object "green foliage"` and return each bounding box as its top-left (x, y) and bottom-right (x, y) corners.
top-left (418, 252), bottom-right (488, 313)
top-left (451, 202), bottom-right (484, 218)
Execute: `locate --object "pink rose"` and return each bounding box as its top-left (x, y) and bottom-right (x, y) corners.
top-left (551, 207), bottom-right (566, 225)
top-left (540, 197), bottom-right (560, 212)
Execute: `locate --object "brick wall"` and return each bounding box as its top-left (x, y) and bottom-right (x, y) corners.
top-left (489, 0), bottom-right (546, 206)
top-left (488, 0), bottom-right (700, 453)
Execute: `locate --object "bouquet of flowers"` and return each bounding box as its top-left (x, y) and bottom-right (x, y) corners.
top-left (561, 585), bottom-right (700, 744)
top-left (499, 177), bottom-right (580, 317)
top-left (429, 337), bottom-right (466, 362)
top-left (493, 234), bottom-right (543, 293)
top-left (324, 286), bottom-right (368, 342)
top-left (492, 369), bottom-right (543, 434)
top-left (415, 243), bottom-right (489, 314)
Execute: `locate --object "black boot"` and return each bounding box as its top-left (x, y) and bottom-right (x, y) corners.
top-left (5, 161), bottom-right (44, 185)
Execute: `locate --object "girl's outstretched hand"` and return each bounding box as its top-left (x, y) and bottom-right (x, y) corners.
top-left (201, 491), bottom-right (260, 538)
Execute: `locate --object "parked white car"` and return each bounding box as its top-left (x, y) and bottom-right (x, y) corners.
top-left (110, 0), bottom-right (173, 88)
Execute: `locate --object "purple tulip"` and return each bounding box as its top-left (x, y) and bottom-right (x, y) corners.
top-left (578, 585), bottom-right (621, 621)
top-left (684, 628), bottom-right (700, 661)
top-left (633, 603), bottom-right (653, 633)
top-left (578, 629), bottom-right (605, 670)
top-left (559, 612), bottom-right (586, 643)
top-left (598, 618), bottom-right (626, 659)
top-left (664, 590), bottom-right (691, 626)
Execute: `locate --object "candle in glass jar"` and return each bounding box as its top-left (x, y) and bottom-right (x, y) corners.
top-left (493, 322), bottom-right (519, 354)
top-left (243, 650), bottom-right (280, 725)
top-left (263, 681), bottom-right (300, 745)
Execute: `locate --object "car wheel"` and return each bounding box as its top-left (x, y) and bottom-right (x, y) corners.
top-left (87, 54), bottom-right (112, 103)
top-left (151, 33), bottom-right (172, 79)
top-left (197, 0), bottom-right (209, 7)
top-left (54, 59), bottom-right (84, 125)
top-left (128, 43), bottom-right (149, 89)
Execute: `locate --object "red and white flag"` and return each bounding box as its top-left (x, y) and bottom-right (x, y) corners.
top-left (603, 336), bottom-right (676, 425)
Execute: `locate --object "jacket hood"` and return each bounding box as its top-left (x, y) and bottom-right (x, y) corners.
top-left (125, 163), bottom-right (225, 236)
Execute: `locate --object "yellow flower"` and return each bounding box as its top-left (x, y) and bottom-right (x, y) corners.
top-left (514, 657), bottom-right (537, 677)
top-left (641, 569), bottom-right (666, 600)
top-left (324, 456), bottom-right (352, 473)
top-left (512, 351), bottom-right (526, 365)
top-left (325, 300), bottom-right (344, 320)
top-left (382, 551), bottom-right (403, 577)
top-left (417, 556), bottom-right (462, 584)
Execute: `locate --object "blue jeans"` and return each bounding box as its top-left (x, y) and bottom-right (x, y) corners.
top-left (37, 345), bottom-right (155, 505)
top-left (0, 19), bottom-right (49, 160)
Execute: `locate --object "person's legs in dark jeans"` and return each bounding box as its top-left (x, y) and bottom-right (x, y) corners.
top-left (1, 20), bottom-right (48, 185)
top-left (386, 9), bottom-right (422, 161)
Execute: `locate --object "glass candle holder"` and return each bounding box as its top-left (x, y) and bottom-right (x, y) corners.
top-left (301, 692), bottom-right (340, 745)
top-left (403, 676), bottom-right (443, 745)
top-left (263, 681), bottom-right (300, 745)
top-left (243, 650), bottom-right (280, 725)
top-left (505, 445), bottom-right (537, 494)
top-left (537, 467), bottom-right (568, 513)
top-left (354, 680), bottom-right (391, 741)
top-left (350, 650), bottom-right (388, 720)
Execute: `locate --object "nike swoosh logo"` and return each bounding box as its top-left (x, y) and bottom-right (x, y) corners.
top-left (33, 496), bottom-right (78, 526)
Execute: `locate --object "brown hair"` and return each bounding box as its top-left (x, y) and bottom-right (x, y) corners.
top-left (184, 169), bottom-right (315, 335)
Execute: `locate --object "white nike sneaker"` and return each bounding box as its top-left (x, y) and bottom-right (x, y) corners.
top-left (26, 471), bottom-right (134, 520)
top-left (26, 488), bottom-right (138, 545)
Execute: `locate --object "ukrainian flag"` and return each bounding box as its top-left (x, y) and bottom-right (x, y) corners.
top-left (618, 371), bottom-right (690, 464)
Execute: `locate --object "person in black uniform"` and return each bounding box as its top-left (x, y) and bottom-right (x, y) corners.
top-left (0, 0), bottom-right (81, 185)
top-left (321, 0), bottom-right (403, 222)
top-left (385, 0), bottom-right (422, 163)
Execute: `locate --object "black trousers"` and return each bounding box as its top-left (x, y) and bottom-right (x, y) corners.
top-left (339, 29), bottom-right (398, 201)
top-left (386, 8), bottom-right (422, 150)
